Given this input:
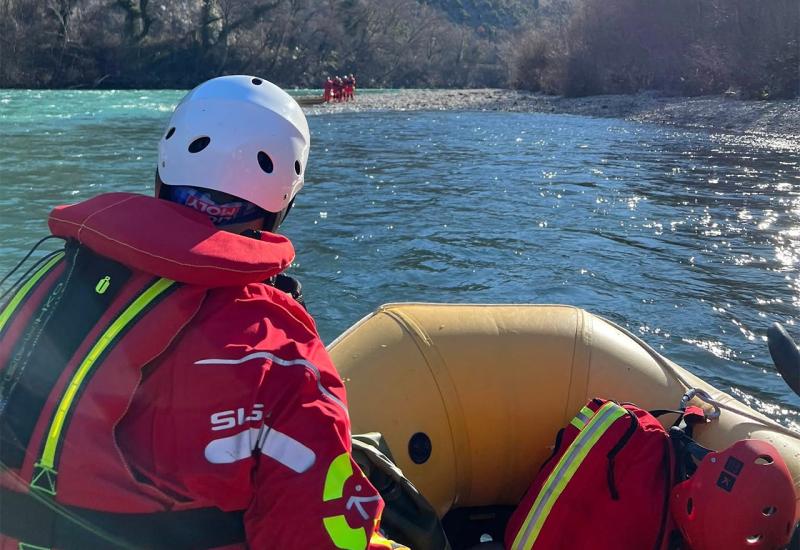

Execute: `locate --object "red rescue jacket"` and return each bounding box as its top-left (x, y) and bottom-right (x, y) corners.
top-left (0, 193), bottom-right (396, 549)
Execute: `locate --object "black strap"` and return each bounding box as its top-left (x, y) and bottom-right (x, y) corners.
top-left (266, 273), bottom-right (306, 310)
top-left (606, 407), bottom-right (639, 500)
top-left (653, 435), bottom-right (674, 550)
top-left (0, 487), bottom-right (245, 550)
top-left (648, 409), bottom-right (685, 419)
top-left (668, 426), bottom-right (714, 490)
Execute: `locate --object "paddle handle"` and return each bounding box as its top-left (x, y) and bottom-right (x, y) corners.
top-left (767, 323), bottom-right (800, 398)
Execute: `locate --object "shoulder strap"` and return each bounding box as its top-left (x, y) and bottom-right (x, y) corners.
top-left (606, 407), bottom-right (639, 500)
top-left (649, 409), bottom-right (685, 419)
top-left (669, 426), bottom-right (713, 483)
top-left (653, 433), bottom-right (676, 550)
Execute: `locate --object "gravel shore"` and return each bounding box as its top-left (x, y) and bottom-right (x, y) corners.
top-left (304, 89), bottom-right (800, 139)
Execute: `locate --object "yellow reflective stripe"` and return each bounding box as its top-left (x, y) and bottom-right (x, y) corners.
top-left (511, 402), bottom-right (627, 550)
top-left (370, 531), bottom-right (402, 549)
top-left (570, 405), bottom-right (596, 431)
top-left (0, 252), bottom-right (64, 334)
top-left (323, 515), bottom-right (368, 550)
top-left (322, 453), bottom-right (371, 549)
top-left (37, 278), bottom-right (175, 471)
top-left (569, 417), bottom-right (585, 430)
top-left (323, 452), bottom-right (353, 501)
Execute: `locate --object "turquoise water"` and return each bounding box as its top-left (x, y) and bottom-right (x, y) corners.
top-left (1, 89), bottom-right (799, 428)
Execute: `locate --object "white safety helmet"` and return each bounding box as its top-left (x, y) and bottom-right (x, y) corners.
top-left (157, 75), bottom-right (310, 219)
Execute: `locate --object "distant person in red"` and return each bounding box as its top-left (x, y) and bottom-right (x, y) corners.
top-left (323, 76), bottom-right (333, 102)
top-left (334, 76), bottom-right (344, 102)
top-left (343, 74), bottom-right (354, 101)
top-left (349, 74), bottom-right (357, 99)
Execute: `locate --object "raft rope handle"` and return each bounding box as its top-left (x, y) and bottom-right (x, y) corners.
top-left (679, 388), bottom-right (721, 420)
top-left (602, 317), bottom-right (800, 440)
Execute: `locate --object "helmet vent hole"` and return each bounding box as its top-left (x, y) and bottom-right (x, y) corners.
top-left (252, 78), bottom-right (263, 85)
top-left (745, 534), bottom-right (762, 544)
top-left (188, 137), bottom-right (210, 153)
top-left (257, 151), bottom-right (274, 174)
top-left (295, 160), bottom-right (302, 175)
top-left (686, 498), bottom-right (693, 516)
top-left (165, 127), bottom-right (176, 140)
top-left (762, 506), bottom-right (777, 517)
top-left (754, 455), bottom-right (774, 465)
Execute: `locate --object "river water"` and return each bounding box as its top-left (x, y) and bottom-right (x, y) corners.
top-left (1, 90), bottom-right (798, 429)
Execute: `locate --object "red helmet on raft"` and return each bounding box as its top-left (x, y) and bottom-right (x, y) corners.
top-left (671, 439), bottom-right (797, 550)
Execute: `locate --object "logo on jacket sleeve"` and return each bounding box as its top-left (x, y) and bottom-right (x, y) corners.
top-left (210, 404), bottom-right (264, 431)
top-left (322, 453), bottom-right (383, 550)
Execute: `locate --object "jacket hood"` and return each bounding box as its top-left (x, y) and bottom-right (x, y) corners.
top-left (48, 192), bottom-right (295, 287)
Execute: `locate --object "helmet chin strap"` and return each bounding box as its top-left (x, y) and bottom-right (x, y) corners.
top-left (263, 198), bottom-right (295, 233)
top-left (241, 198), bottom-right (295, 240)
top-left (155, 169), bottom-right (167, 198)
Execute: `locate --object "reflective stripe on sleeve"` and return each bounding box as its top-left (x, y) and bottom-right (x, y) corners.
top-left (203, 425), bottom-right (316, 473)
top-left (323, 515), bottom-right (368, 550)
top-left (194, 351), bottom-right (348, 419)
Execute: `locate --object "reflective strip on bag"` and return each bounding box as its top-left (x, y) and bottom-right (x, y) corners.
top-left (569, 405), bottom-right (596, 431)
top-left (511, 401), bottom-right (627, 550)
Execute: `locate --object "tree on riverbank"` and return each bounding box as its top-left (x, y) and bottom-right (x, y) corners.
top-left (0, 0), bottom-right (506, 89)
top-left (511, 0), bottom-right (800, 99)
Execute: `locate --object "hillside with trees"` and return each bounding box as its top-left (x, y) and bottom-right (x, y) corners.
top-left (0, 0), bottom-right (796, 99)
top-left (0, 0), bottom-right (508, 89)
top-left (512, 0), bottom-right (799, 99)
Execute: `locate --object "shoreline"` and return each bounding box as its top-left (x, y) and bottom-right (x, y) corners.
top-left (304, 89), bottom-right (800, 140)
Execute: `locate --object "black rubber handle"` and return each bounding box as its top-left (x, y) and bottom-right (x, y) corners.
top-left (767, 322), bottom-right (800, 398)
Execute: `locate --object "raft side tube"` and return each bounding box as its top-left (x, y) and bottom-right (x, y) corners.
top-left (328, 304), bottom-right (800, 518)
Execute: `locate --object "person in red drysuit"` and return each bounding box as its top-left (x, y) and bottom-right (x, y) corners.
top-left (324, 76), bottom-right (334, 102)
top-left (334, 76), bottom-right (344, 102)
top-left (346, 74), bottom-right (356, 100)
top-left (0, 76), bottom-right (404, 550)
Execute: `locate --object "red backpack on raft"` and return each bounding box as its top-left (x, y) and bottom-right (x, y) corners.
top-left (504, 398), bottom-right (700, 550)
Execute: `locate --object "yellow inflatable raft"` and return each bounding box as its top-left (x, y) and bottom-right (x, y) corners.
top-left (328, 304), bottom-right (800, 521)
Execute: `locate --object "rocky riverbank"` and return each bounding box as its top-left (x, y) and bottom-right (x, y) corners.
top-left (304, 89), bottom-right (800, 139)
